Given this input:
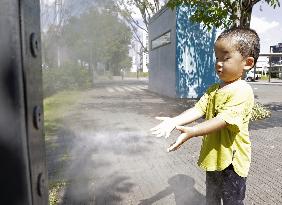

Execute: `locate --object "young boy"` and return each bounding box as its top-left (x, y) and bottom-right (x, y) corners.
top-left (151, 27), bottom-right (260, 205)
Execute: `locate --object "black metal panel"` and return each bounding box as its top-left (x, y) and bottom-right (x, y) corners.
top-left (0, 0), bottom-right (48, 204)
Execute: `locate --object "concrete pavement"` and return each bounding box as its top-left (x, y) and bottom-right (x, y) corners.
top-left (249, 78), bottom-right (282, 86)
top-left (48, 78), bottom-right (282, 205)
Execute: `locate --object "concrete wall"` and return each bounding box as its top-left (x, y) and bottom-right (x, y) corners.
top-left (148, 7), bottom-right (177, 98)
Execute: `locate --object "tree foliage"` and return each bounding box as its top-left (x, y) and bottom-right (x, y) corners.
top-left (42, 5), bottom-right (132, 75)
top-left (167, 0), bottom-right (280, 29)
top-left (41, 3), bottom-right (132, 96)
top-left (116, 0), bottom-right (166, 51)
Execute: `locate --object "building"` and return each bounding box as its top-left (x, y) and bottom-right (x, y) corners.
top-left (270, 43), bottom-right (282, 64)
top-left (129, 31), bottom-right (149, 73)
top-left (148, 6), bottom-right (218, 98)
top-left (268, 43), bottom-right (282, 78)
top-left (129, 42), bottom-right (141, 72)
top-left (255, 56), bottom-right (269, 75)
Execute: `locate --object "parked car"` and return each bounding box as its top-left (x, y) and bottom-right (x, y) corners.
top-left (245, 70), bottom-right (261, 81)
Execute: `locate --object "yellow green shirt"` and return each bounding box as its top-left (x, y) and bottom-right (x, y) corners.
top-left (194, 80), bottom-right (254, 177)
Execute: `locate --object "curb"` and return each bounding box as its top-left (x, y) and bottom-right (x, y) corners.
top-left (247, 80), bottom-right (282, 86)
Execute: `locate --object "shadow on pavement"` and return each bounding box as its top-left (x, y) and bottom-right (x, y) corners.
top-left (138, 174), bottom-right (205, 205)
top-left (62, 174), bottom-right (135, 205)
top-left (47, 123), bottom-right (151, 204)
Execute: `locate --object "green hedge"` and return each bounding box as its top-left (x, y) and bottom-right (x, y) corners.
top-left (43, 63), bottom-right (92, 97)
top-left (126, 71), bottom-right (149, 78)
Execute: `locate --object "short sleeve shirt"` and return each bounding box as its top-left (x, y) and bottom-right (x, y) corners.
top-left (194, 80), bottom-right (254, 177)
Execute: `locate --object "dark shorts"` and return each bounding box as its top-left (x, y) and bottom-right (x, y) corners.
top-left (206, 164), bottom-right (247, 205)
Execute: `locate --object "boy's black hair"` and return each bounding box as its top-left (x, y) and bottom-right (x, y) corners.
top-left (216, 27), bottom-right (260, 65)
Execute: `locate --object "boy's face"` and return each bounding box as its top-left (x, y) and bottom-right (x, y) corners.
top-left (214, 39), bottom-right (252, 84)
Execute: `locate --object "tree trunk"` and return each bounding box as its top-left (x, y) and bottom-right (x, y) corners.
top-left (240, 3), bottom-right (253, 28)
top-left (231, 0), bottom-right (253, 28)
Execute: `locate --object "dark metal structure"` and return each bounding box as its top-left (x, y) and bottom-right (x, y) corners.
top-left (0, 0), bottom-right (48, 204)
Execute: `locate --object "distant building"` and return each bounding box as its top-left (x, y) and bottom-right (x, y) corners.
top-left (270, 43), bottom-right (282, 64)
top-left (129, 42), bottom-right (141, 72)
top-left (129, 30), bottom-right (149, 73)
top-left (255, 56), bottom-right (268, 75)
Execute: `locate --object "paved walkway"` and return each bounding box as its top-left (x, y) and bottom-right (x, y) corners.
top-left (47, 79), bottom-right (282, 205)
top-left (250, 78), bottom-right (282, 85)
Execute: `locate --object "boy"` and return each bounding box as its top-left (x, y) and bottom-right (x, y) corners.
top-left (151, 27), bottom-right (260, 205)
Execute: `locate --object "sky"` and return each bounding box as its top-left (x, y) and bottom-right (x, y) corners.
top-left (251, 2), bottom-right (282, 53)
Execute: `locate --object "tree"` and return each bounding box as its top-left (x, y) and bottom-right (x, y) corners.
top-left (40, 0), bottom-right (117, 68)
top-left (61, 6), bottom-right (132, 75)
top-left (166, 0), bottom-right (280, 29)
top-left (116, 0), bottom-right (166, 52)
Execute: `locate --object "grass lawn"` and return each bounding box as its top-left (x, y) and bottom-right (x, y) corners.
top-left (44, 90), bottom-right (82, 205)
top-left (44, 90), bottom-right (81, 137)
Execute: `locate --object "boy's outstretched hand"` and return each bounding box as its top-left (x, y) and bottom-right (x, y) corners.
top-left (150, 117), bottom-right (176, 138)
top-left (167, 125), bottom-right (195, 152)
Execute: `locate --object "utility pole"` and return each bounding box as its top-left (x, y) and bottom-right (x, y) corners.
top-left (269, 46), bottom-right (273, 82)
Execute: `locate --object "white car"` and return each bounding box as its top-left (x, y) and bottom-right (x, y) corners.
top-left (245, 70), bottom-right (261, 81)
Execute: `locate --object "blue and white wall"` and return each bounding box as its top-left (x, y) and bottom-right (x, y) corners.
top-left (175, 6), bottom-right (218, 98)
top-left (148, 6), bottom-right (218, 98)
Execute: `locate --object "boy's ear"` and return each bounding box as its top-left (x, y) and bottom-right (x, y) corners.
top-left (244, 57), bottom-right (255, 70)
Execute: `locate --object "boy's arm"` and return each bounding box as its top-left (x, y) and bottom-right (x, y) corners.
top-left (172, 107), bottom-right (205, 125)
top-left (167, 117), bottom-right (227, 152)
top-left (150, 107), bottom-right (204, 138)
top-left (188, 116), bottom-right (227, 137)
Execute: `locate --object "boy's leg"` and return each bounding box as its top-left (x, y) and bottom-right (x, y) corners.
top-left (221, 164), bottom-right (246, 205)
top-left (206, 171), bottom-right (222, 205)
